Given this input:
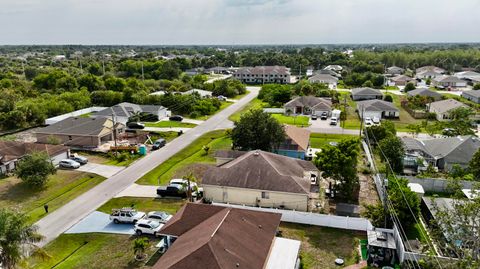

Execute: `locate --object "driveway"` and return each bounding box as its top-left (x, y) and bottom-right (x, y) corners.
top-left (77, 163), bottom-right (126, 178)
top-left (36, 86), bottom-right (260, 246)
top-left (114, 184), bottom-right (158, 198)
top-left (159, 118), bottom-right (204, 125)
top-left (65, 211), bottom-right (134, 235)
top-left (144, 127), bottom-right (192, 133)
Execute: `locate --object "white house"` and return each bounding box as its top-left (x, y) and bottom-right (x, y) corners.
top-left (308, 74), bottom-right (338, 89)
top-left (356, 99), bottom-right (400, 120)
top-left (432, 75), bottom-right (468, 89)
top-left (427, 99), bottom-right (469, 121)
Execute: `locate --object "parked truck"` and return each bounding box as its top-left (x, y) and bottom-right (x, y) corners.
top-left (156, 185), bottom-right (188, 198)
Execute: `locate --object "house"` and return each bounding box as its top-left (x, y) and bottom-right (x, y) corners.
top-left (308, 74), bottom-right (338, 89)
top-left (432, 75), bottom-right (467, 89)
top-left (92, 102), bottom-right (170, 125)
top-left (389, 75), bottom-right (416, 86)
top-left (276, 125), bottom-right (310, 160)
top-left (153, 203), bottom-right (301, 269)
top-left (233, 66), bottom-right (291, 84)
top-left (356, 99), bottom-right (400, 119)
top-left (415, 66), bottom-right (445, 79)
top-left (406, 88), bottom-right (442, 101)
top-left (204, 150), bottom-right (320, 211)
top-left (184, 67), bottom-right (204, 76)
top-left (402, 135), bottom-right (480, 171)
top-left (283, 96), bottom-right (332, 116)
top-left (0, 141), bottom-right (68, 175)
top-left (462, 90), bottom-right (480, 104)
top-left (314, 69), bottom-right (341, 78)
top-left (351, 87), bottom-right (383, 101)
top-left (454, 71), bottom-right (480, 84)
top-left (386, 66), bottom-right (405, 76)
top-left (427, 99), bottom-right (469, 121)
top-left (35, 117), bottom-right (125, 148)
top-left (213, 150), bottom-right (247, 166)
top-left (305, 67), bottom-right (314, 77)
top-left (182, 89), bottom-right (212, 98)
top-left (324, 65), bottom-right (343, 72)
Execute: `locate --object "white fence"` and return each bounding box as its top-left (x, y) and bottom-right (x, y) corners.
top-left (404, 176), bottom-right (476, 192)
top-left (45, 106), bottom-right (107, 125)
top-left (263, 108), bottom-right (285, 114)
top-left (213, 203), bottom-right (373, 232)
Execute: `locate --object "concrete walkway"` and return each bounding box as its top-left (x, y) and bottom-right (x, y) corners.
top-left (65, 211), bottom-right (134, 235)
top-left (77, 163), bottom-right (126, 178)
top-left (114, 183), bottom-right (158, 198)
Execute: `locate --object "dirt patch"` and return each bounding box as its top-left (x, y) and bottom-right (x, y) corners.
top-left (172, 163), bottom-right (215, 184)
top-left (358, 174), bottom-right (380, 210)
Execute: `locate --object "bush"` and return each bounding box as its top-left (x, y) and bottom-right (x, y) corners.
top-left (383, 95), bottom-right (393, 102)
top-left (473, 83), bottom-right (480, 90)
top-left (189, 111), bottom-right (200, 119)
top-left (14, 152), bottom-right (56, 187)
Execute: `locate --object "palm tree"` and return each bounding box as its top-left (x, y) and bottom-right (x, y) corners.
top-left (133, 237), bottom-right (149, 261)
top-left (0, 209), bottom-right (47, 269)
top-left (182, 173), bottom-right (199, 202)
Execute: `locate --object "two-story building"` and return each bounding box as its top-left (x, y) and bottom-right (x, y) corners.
top-left (233, 66), bottom-right (291, 84)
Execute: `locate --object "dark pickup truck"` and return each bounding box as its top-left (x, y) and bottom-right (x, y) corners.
top-left (156, 185), bottom-right (187, 198)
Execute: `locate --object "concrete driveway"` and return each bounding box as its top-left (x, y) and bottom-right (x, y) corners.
top-left (65, 211), bottom-right (134, 235)
top-left (77, 163), bottom-right (126, 178)
top-left (115, 184), bottom-right (158, 198)
top-left (144, 127), bottom-right (192, 133)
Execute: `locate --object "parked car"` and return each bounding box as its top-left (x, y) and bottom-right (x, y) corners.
top-left (364, 117), bottom-right (374, 127)
top-left (169, 179), bottom-right (203, 196)
top-left (134, 219), bottom-right (164, 236)
top-left (169, 115), bottom-right (183, 122)
top-left (59, 159), bottom-right (80, 169)
top-left (330, 117), bottom-right (338, 126)
top-left (69, 154), bottom-right (88, 165)
top-left (110, 208), bottom-right (146, 224)
top-left (146, 211), bottom-right (172, 223)
top-left (311, 114), bottom-right (317, 120)
top-left (372, 117), bottom-right (380, 125)
top-left (127, 121), bottom-right (145, 129)
top-left (152, 138), bottom-right (166, 150)
top-left (320, 112), bottom-right (328, 120)
top-left (217, 95), bottom-right (227, 101)
top-left (157, 185), bottom-right (187, 198)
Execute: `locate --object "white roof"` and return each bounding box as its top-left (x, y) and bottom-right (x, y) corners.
top-left (265, 237), bottom-right (301, 269)
top-left (407, 183), bottom-right (425, 194)
top-left (462, 189), bottom-right (479, 200)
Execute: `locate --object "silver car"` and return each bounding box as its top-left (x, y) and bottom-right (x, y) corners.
top-left (59, 159), bottom-right (80, 169)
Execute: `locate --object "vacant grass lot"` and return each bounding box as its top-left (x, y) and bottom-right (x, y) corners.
top-left (136, 130), bottom-right (232, 185)
top-left (280, 223), bottom-right (365, 269)
top-left (144, 121), bottom-right (197, 128)
top-left (386, 94), bottom-right (424, 132)
top-left (271, 114), bottom-right (310, 126)
top-left (229, 98), bottom-right (267, 122)
top-left (0, 170), bottom-right (105, 224)
top-left (309, 133), bottom-right (357, 148)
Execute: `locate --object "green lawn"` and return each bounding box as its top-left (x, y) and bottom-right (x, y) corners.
top-left (76, 151), bottom-right (142, 167)
top-left (229, 98), bottom-right (267, 122)
top-left (280, 223), bottom-right (365, 269)
top-left (103, 154), bottom-right (143, 167)
top-left (231, 90), bottom-right (250, 100)
top-left (97, 197), bottom-right (185, 215)
top-left (309, 133), bottom-right (357, 148)
top-left (0, 171), bottom-right (105, 224)
top-left (338, 92), bottom-right (362, 130)
top-left (144, 121), bottom-right (197, 128)
top-left (136, 130), bottom-right (232, 185)
top-left (149, 131), bottom-right (179, 143)
top-left (386, 94), bottom-right (424, 132)
top-left (271, 114), bottom-right (310, 126)
top-left (28, 233), bottom-right (161, 269)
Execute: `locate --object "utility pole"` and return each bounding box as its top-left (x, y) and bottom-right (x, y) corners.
top-left (342, 95), bottom-right (347, 131)
top-left (111, 114), bottom-right (118, 156)
top-left (359, 105), bottom-right (364, 138)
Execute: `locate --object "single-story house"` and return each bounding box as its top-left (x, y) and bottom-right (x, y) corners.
top-left (386, 66), bottom-right (405, 76)
top-left (276, 125), bottom-right (310, 160)
top-left (356, 99), bottom-right (400, 119)
top-left (351, 87), bottom-right (383, 101)
top-left (427, 99), bottom-right (469, 121)
top-left (92, 102), bottom-right (170, 125)
top-left (314, 69), bottom-right (341, 78)
top-left (324, 65), bottom-right (343, 72)
top-left (154, 203), bottom-right (301, 269)
top-left (402, 135), bottom-right (480, 172)
top-left (35, 117), bottom-right (125, 148)
top-left (389, 75), bottom-right (416, 86)
top-left (0, 141), bottom-right (68, 175)
top-left (184, 67), bottom-right (204, 76)
top-left (308, 74), bottom-right (338, 89)
top-left (203, 150), bottom-right (320, 211)
top-left (283, 96), bottom-right (332, 116)
top-left (454, 71), bottom-right (480, 84)
top-left (182, 88), bottom-right (212, 98)
top-left (415, 66), bottom-right (445, 79)
top-left (462, 90), bottom-right (480, 104)
top-left (406, 88), bottom-right (442, 100)
top-left (432, 75), bottom-right (467, 88)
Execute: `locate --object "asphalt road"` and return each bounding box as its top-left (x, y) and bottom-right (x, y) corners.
top-left (36, 86), bottom-right (259, 247)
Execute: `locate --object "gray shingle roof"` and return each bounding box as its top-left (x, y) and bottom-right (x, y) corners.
top-left (356, 99), bottom-right (399, 112)
top-left (93, 102), bottom-right (167, 118)
top-left (308, 74), bottom-right (338, 84)
top-left (351, 87), bottom-right (383, 97)
top-left (284, 96), bottom-right (332, 110)
top-left (36, 117), bottom-right (115, 136)
top-left (407, 88), bottom-right (442, 100)
top-left (428, 99), bottom-right (468, 114)
top-left (462, 90), bottom-right (480, 98)
top-left (402, 136), bottom-right (480, 162)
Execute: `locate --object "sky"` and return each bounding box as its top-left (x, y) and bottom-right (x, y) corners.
top-left (1, 0), bottom-right (480, 45)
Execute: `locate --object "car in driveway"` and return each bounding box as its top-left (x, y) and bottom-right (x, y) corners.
top-left (330, 117), bottom-right (338, 126)
top-left (364, 117), bottom-right (374, 127)
top-left (169, 115), bottom-right (183, 122)
top-left (372, 117), bottom-right (380, 125)
top-left (311, 114), bottom-right (317, 120)
top-left (146, 211), bottom-right (172, 223)
top-left (152, 138), bottom-right (166, 150)
top-left (59, 159), bottom-right (81, 169)
top-left (69, 155), bottom-right (88, 165)
top-left (169, 178), bottom-right (203, 196)
top-left (320, 112), bottom-right (328, 120)
top-left (157, 185), bottom-right (187, 198)
top-left (134, 219), bottom-right (164, 236)
top-left (110, 208), bottom-right (146, 224)
top-left (217, 95), bottom-right (227, 101)
top-left (127, 121), bottom-right (145, 129)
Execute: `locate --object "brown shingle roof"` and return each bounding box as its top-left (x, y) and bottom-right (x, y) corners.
top-left (154, 203), bottom-right (281, 269)
top-left (0, 141), bottom-right (68, 163)
top-left (203, 150), bottom-right (317, 194)
top-left (284, 125), bottom-right (310, 151)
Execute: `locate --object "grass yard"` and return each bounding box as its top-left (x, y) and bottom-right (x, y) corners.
top-left (338, 92), bottom-right (362, 130)
top-left (136, 130), bottom-right (232, 185)
top-left (231, 90), bottom-right (250, 100)
top-left (280, 223), bottom-right (365, 269)
top-left (28, 233), bottom-right (161, 269)
top-left (386, 94), bottom-right (424, 132)
top-left (144, 121), bottom-right (197, 128)
top-left (229, 98), bottom-right (267, 122)
top-left (149, 131), bottom-right (179, 143)
top-left (75, 151), bottom-right (142, 167)
top-left (0, 170), bottom-right (105, 224)
top-left (97, 197), bottom-right (185, 215)
top-left (271, 114), bottom-right (310, 126)
top-left (309, 133), bottom-right (357, 148)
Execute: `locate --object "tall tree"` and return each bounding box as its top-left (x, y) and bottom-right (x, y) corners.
top-left (378, 136), bottom-right (405, 174)
top-left (470, 148), bottom-right (480, 181)
top-left (14, 152), bottom-right (56, 187)
top-left (231, 109), bottom-right (285, 151)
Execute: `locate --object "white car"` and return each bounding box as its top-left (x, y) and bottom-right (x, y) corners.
top-left (372, 117), bottom-right (380, 125)
top-left (330, 117), bottom-right (338, 126)
top-left (69, 155), bottom-right (88, 165)
top-left (134, 219), bottom-right (164, 236)
top-left (146, 211), bottom-right (172, 223)
top-left (59, 159), bottom-right (80, 169)
top-left (364, 117), bottom-right (374, 127)
top-left (110, 208), bottom-right (146, 224)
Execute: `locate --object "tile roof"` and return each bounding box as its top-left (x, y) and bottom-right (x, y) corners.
top-left (0, 141), bottom-right (68, 163)
top-left (203, 150), bottom-right (318, 194)
top-left (155, 203), bottom-right (281, 269)
top-left (284, 125), bottom-right (310, 151)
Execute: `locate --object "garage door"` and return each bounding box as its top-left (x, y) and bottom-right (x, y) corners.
top-left (363, 111), bottom-right (382, 119)
top-left (51, 152), bottom-right (68, 166)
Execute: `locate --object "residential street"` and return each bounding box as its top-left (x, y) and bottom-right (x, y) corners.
top-left (35, 86), bottom-right (260, 246)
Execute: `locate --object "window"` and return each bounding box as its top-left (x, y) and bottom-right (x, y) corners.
top-left (261, 192), bottom-right (269, 199)
top-left (68, 136), bottom-right (72, 140)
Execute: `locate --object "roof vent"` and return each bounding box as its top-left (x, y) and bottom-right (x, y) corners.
top-left (258, 225), bottom-right (262, 229)
top-left (236, 263), bottom-right (240, 267)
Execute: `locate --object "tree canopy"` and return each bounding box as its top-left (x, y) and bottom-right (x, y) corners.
top-left (14, 151), bottom-right (56, 187)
